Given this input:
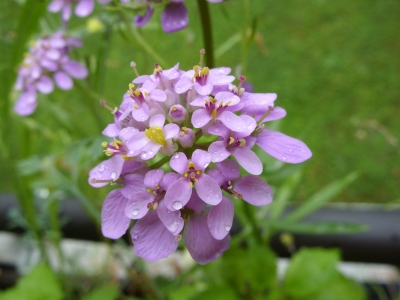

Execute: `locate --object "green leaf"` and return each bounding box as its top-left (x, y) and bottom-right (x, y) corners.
top-left (284, 172), bottom-right (358, 222)
top-left (0, 264), bottom-right (63, 300)
top-left (246, 245), bottom-right (277, 292)
top-left (268, 221), bottom-right (368, 234)
top-left (283, 248), bottom-right (340, 298)
top-left (191, 285), bottom-right (240, 300)
top-left (82, 284), bottom-right (119, 300)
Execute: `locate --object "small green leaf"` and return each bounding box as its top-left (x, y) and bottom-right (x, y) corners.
top-left (285, 172), bottom-right (358, 222)
top-left (192, 285), bottom-right (240, 300)
top-left (284, 248), bottom-right (340, 298)
top-left (0, 264), bottom-right (63, 300)
top-left (268, 221), bottom-right (368, 234)
top-left (246, 245), bottom-right (277, 292)
top-left (82, 284), bottom-right (119, 300)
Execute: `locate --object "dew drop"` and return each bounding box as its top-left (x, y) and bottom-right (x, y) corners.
top-left (289, 148), bottom-right (293, 152)
top-left (203, 163), bottom-right (209, 169)
top-left (142, 152), bottom-right (147, 158)
top-left (158, 247), bottom-right (164, 250)
top-left (215, 193), bottom-right (220, 198)
top-left (172, 201), bottom-right (183, 210)
top-left (215, 128), bottom-right (220, 132)
top-left (110, 171), bottom-right (117, 180)
top-left (129, 150), bottom-right (134, 155)
top-left (282, 156), bottom-right (287, 160)
top-left (226, 118), bottom-right (230, 121)
top-left (132, 234), bottom-right (138, 239)
top-left (174, 153), bottom-right (180, 159)
top-left (141, 117), bottom-right (145, 121)
top-left (220, 153), bottom-right (224, 157)
top-left (98, 164), bottom-right (105, 172)
top-left (206, 155), bottom-right (210, 160)
top-left (149, 150), bottom-right (154, 155)
top-left (224, 225), bottom-right (231, 231)
top-left (132, 209), bottom-right (139, 216)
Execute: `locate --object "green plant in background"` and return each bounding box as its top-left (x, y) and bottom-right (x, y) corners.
top-left (3, 0), bottom-right (397, 299)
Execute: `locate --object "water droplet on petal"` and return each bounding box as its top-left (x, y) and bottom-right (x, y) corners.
top-left (172, 201), bottom-right (183, 210)
top-left (110, 171), bottom-right (117, 180)
top-left (141, 117), bottom-right (145, 121)
top-left (132, 209), bottom-right (139, 216)
top-left (203, 163), bottom-right (209, 169)
top-left (149, 150), bottom-right (154, 155)
top-left (98, 164), bottom-right (105, 172)
top-left (226, 118), bottom-right (230, 121)
top-left (282, 156), bottom-right (287, 160)
top-left (132, 234), bottom-right (138, 239)
top-left (141, 152), bottom-right (147, 158)
top-left (215, 193), bottom-right (220, 198)
top-left (289, 148), bottom-right (293, 152)
top-left (174, 154), bottom-right (180, 159)
top-left (215, 129), bottom-right (220, 132)
top-left (224, 225), bottom-right (231, 231)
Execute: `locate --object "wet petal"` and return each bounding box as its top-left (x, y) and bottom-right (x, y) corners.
top-left (119, 127), bottom-right (139, 142)
top-left (164, 177), bottom-right (192, 211)
top-left (175, 76), bottom-right (193, 94)
top-left (170, 152), bottom-right (188, 174)
top-left (185, 189), bottom-right (207, 213)
top-left (163, 123), bottom-right (179, 139)
top-left (149, 114), bottom-right (165, 128)
top-left (231, 147), bottom-right (262, 175)
top-left (102, 123), bottom-right (119, 137)
top-left (131, 211), bottom-right (179, 261)
top-left (132, 103), bottom-right (150, 122)
top-left (160, 172), bottom-right (181, 190)
top-left (54, 71), bottom-right (73, 90)
top-left (234, 176), bottom-right (273, 206)
top-left (185, 212), bottom-right (230, 264)
top-left (144, 169), bottom-right (164, 189)
top-left (217, 111), bottom-right (247, 132)
top-left (214, 91), bottom-right (240, 106)
top-left (121, 174), bottom-right (145, 199)
top-left (208, 196), bottom-right (234, 240)
top-left (157, 200), bottom-right (184, 235)
top-left (191, 109), bottom-right (211, 128)
top-left (194, 81), bottom-right (213, 96)
top-left (263, 107), bottom-right (287, 122)
top-left (216, 159), bottom-right (240, 181)
top-left (88, 155), bottom-right (124, 187)
top-left (256, 129), bottom-right (312, 163)
top-left (161, 3), bottom-right (188, 33)
top-left (125, 191), bottom-right (152, 219)
top-left (101, 189), bottom-right (130, 239)
top-left (208, 75), bottom-right (235, 85)
top-left (209, 141), bottom-right (230, 163)
top-left (192, 149), bottom-right (212, 170)
top-left (206, 167), bottom-right (225, 186)
top-left (195, 174), bottom-right (222, 205)
top-left (140, 142), bottom-right (162, 160)
top-left (127, 132), bottom-right (148, 151)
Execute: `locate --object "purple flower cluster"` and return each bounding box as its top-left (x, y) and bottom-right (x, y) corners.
top-left (48, 0), bottom-right (128, 21)
top-left (89, 58), bottom-right (312, 264)
top-left (14, 32), bottom-right (88, 116)
top-left (134, 0), bottom-right (223, 33)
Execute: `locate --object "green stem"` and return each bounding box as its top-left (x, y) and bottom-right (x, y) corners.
top-left (197, 0), bottom-right (215, 68)
top-left (118, 10), bottom-right (168, 67)
top-left (150, 156), bottom-right (170, 169)
top-left (243, 202), bottom-right (263, 245)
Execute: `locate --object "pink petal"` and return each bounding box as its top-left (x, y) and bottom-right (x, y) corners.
top-left (48, 0), bottom-right (63, 13)
top-left (164, 177), bottom-right (192, 211)
top-left (149, 89), bottom-right (167, 102)
top-left (131, 103), bottom-right (150, 122)
top-left (160, 172), bottom-right (181, 190)
top-left (169, 152), bottom-right (188, 174)
top-left (75, 0), bottom-right (94, 17)
top-left (208, 196), bottom-right (234, 240)
top-left (36, 76), bottom-right (54, 94)
top-left (185, 189), bottom-right (207, 213)
top-left (191, 109), bottom-right (212, 128)
top-left (234, 176), bottom-right (273, 206)
top-left (216, 159), bottom-right (240, 181)
top-left (149, 114), bottom-right (165, 128)
top-left (125, 192), bottom-right (152, 219)
top-left (192, 149), bottom-right (212, 170)
top-left (217, 111), bottom-right (248, 132)
top-left (144, 169), bottom-right (164, 189)
top-left (195, 174), bottom-right (222, 205)
top-left (209, 141), bottom-right (230, 163)
top-left (62, 4), bottom-right (72, 21)
top-left (131, 211), bottom-right (179, 261)
top-left (214, 91), bottom-right (240, 106)
top-left (134, 6), bottom-right (154, 27)
top-left (102, 123), bottom-right (119, 137)
top-left (194, 81), bottom-right (213, 96)
top-left (88, 155), bottom-right (125, 187)
top-left (231, 147), bottom-right (262, 175)
top-left (101, 189), bottom-right (130, 239)
top-left (190, 95), bottom-right (208, 107)
top-left (140, 142), bottom-right (162, 160)
top-left (175, 76), bottom-right (193, 94)
top-left (127, 132), bottom-right (148, 151)
top-left (54, 71), bottom-right (73, 90)
top-left (208, 75), bottom-right (235, 85)
top-left (121, 174), bottom-right (145, 199)
top-left (157, 200), bottom-right (184, 235)
top-left (161, 3), bottom-right (188, 33)
top-left (185, 212), bottom-right (230, 264)
top-left (63, 61), bottom-right (88, 79)
top-left (256, 129), bottom-right (312, 163)
top-left (163, 123), bottom-right (179, 139)
top-left (263, 107), bottom-right (287, 122)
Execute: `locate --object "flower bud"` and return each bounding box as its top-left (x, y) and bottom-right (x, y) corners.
top-left (169, 104), bottom-right (187, 124)
top-left (178, 127), bottom-right (195, 148)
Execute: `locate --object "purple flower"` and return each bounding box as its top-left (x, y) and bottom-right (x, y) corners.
top-left (14, 32), bottom-right (88, 116)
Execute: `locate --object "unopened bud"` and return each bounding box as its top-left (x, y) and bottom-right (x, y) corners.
top-left (178, 127), bottom-right (195, 148)
top-left (169, 105), bottom-right (188, 124)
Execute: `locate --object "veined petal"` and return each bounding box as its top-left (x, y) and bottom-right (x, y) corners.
top-left (131, 211), bottom-right (179, 261)
top-left (127, 132), bottom-right (148, 151)
top-left (231, 147), bottom-right (262, 175)
top-left (132, 103), bottom-right (150, 122)
top-left (88, 155), bottom-right (124, 187)
top-left (192, 149), bottom-right (212, 170)
top-left (185, 212), bottom-right (230, 264)
top-left (164, 177), bottom-right (192, 211)
top-left (208, 124), bottom-right (230, 138)
top-left (208, 196), bottom-right (234, 240)
top-left (209, 141), bottom-right (230, 163)
top-left (161, 3), bottom-right (188, 33)
top-left (191, 109), bottom-right (212, 128)
top-left (121, 174), bottom-right (145, 199)
top-left (234, 176), bottom-right (273, 206)
top-left (195, 174), bottom-right (222, 205)
top-left (101, 189), bottom-right (130, 239)
top-left (256, 129), bottom-right (312, 163)
top-left (119, 127), bottom-right (139, 142)
top-left (157, 200), bottom-right (184, 235)
top-left (214, 92), bottom-right (240, 106)
top-left (170, 152), bottom-right (188, 174)
top-left (216, 159), bottom-right (240, 181)
top-left (125, 191), bottom-right (152, 219)
top-left (206, 167), bottom-right (225, 186)
top-left (144, 169), bottom-right (164, 189)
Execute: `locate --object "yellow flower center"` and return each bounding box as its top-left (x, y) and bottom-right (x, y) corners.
top-left (145, 126), bottom-right (167, 147)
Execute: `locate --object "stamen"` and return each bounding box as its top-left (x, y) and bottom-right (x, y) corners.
top-left (188, 162), bottom-right (196, 170)
top-left (100, 100), bottom-right (117, 114)
top-left (199, 49), bottom-right (205, 67)
top-left (130, 61), bottom-right (140, 77)
top-left (256, 106), bottom-right (275, 125)
top-left (153, 63), bottom-right (162, 74)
